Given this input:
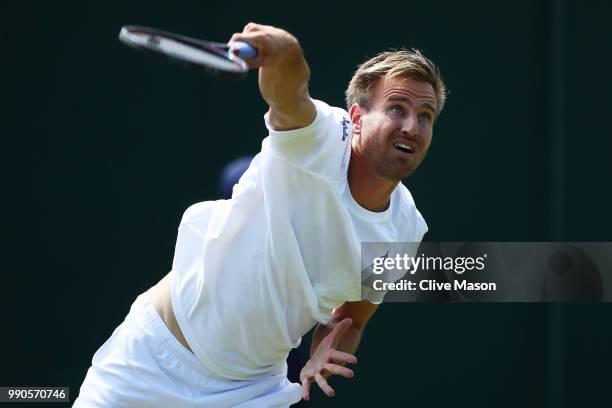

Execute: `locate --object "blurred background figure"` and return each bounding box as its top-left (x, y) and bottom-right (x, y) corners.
top-left (218, 156), bottom-right (254, 199)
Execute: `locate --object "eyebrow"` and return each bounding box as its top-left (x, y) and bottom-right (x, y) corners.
top-left (387, 95), bottom-right (437, 115)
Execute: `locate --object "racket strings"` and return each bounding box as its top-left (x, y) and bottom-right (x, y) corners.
top-left (126, 31), bottom-right (245, 73)
top-left (156, 37), bottom-right (243, 72)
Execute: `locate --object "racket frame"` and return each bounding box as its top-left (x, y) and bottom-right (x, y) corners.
top-left (119, 25), bottom-right (251, 78)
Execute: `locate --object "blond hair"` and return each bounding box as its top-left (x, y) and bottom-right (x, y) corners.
top-left (345, 49), bottom-right (447, 116)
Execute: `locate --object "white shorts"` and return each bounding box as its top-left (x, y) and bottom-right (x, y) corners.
top-left (73, 291), bottom-right (302, 407)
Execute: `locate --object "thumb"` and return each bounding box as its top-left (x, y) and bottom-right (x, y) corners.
top-left (228, 33), bottom-right (243, 44)
top-left (330, 318), bottom-right (353, 342)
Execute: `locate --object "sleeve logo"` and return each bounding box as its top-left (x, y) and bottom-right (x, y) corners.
top-left (341, 117), bottom-right (350, 141)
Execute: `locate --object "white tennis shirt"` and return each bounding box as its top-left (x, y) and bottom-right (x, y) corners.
top-left (171, 99), bottom-right (428, 380)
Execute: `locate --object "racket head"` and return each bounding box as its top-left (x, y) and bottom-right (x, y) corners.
top-left (119, 25), bottom-right (250, 78)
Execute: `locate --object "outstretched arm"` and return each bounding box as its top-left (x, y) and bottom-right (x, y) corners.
top-left (230, 23), bottom-right (316, 131)
top-left (300, 301), bottom-right (378, 400)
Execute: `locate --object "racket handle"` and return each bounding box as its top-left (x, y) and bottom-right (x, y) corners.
top-left (230, 41), bottom-right (257, 59)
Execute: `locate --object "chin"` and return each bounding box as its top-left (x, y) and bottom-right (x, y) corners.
top-left (376, 161), bottom-right (416, 181)
top-left (376, 167), bottom-right (414, 181)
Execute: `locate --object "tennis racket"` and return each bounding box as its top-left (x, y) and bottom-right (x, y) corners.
top-left (118, 25), bottom-right (257, 78)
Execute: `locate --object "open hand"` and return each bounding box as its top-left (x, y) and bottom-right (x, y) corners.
top-left (299, 318), bottom-right (358, 400)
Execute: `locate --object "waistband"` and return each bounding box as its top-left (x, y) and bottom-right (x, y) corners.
top-left (129, 290), bottom-right (224, 380)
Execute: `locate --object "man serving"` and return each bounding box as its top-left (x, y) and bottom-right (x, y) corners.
top-left (75, 22), bottom-right (446, 407)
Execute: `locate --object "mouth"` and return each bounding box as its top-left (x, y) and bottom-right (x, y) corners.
top-left (393, 142), bottom-right (415, 155)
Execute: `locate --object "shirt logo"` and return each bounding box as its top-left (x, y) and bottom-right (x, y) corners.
top-left (341, 118), bottom-right (350, 141)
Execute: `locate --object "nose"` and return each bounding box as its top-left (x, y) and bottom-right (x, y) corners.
top-left (400, 112), bottom-right (419, 138)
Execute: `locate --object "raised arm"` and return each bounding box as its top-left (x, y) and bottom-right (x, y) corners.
top-left (230, 23), bottom-right (316, 131)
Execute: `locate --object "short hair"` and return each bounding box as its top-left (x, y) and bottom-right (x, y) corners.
top-left (345, 49), bottom-right (447, 117)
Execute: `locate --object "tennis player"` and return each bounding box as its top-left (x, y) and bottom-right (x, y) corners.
top-left (74, 23), bottom-right (446, 407)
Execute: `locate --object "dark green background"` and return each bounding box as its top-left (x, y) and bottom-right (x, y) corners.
top-left (8, 0), bottom-right (612, 406)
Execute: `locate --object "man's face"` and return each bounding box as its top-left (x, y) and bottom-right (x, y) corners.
top-left (350, 76), bottom-right (437, 181)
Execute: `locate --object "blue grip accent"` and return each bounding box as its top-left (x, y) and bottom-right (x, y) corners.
top-left (231, 41), bottom-right (257, 59)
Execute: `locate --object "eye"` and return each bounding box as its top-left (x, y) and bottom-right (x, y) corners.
top-left (389, 105), bottom-right (404, 116)
top-left (418, 112), bottom-right (433, 123)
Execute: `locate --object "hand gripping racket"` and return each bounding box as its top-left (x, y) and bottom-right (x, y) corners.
top-left (118, 25), bottom-right (257, 78)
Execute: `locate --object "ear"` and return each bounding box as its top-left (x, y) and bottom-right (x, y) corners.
top-left (349, 103), bottom-right (363, 135)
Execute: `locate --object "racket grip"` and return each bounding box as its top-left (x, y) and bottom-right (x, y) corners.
top-left (231, 41), bottom-right (257, 59)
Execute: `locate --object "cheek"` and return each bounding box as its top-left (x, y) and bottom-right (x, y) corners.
top-left (419, 132), bottom-right (433, 157)
top-left (420, 127), bottom-right (433, 145)
top-left (362, 112), bottom-right (389, 132)
top-left (361, 114), bottom-right (395, 149)
top-left (359, 121), bottom-right (379, 145)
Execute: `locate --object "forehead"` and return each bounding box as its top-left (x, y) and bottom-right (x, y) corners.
top-left (372, 76), bottom-right (437, 108)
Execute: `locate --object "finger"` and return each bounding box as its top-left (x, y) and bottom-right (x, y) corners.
top-left (243, 22), bottom-right (261, 33)
top-left (330, 317), bottom-right (353, 340)
top-left (330, 350), bottom-right (358, 365)
top-left (227, 33), bottom-right (265, 65)
top-left (323, 363), bottom-right (354, 378)
top-left (228, 32), bottom-right (261, 48)
top-left (243, 57), bottom-right (265, 69)
top-left (301, 378), bottom-right (311, 401)
top-left (244, 22), bottom-right (276, 33)
top-left (315, 373), bottom-right (335, 397)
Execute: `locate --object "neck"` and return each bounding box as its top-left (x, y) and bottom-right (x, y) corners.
top-left (348, 154), bottom-right (398, 212)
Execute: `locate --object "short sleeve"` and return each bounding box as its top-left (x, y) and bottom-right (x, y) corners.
top-left (362, 282), bottom-right (387, 304)
top-left (263, 99), bottom-right (352, 184)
